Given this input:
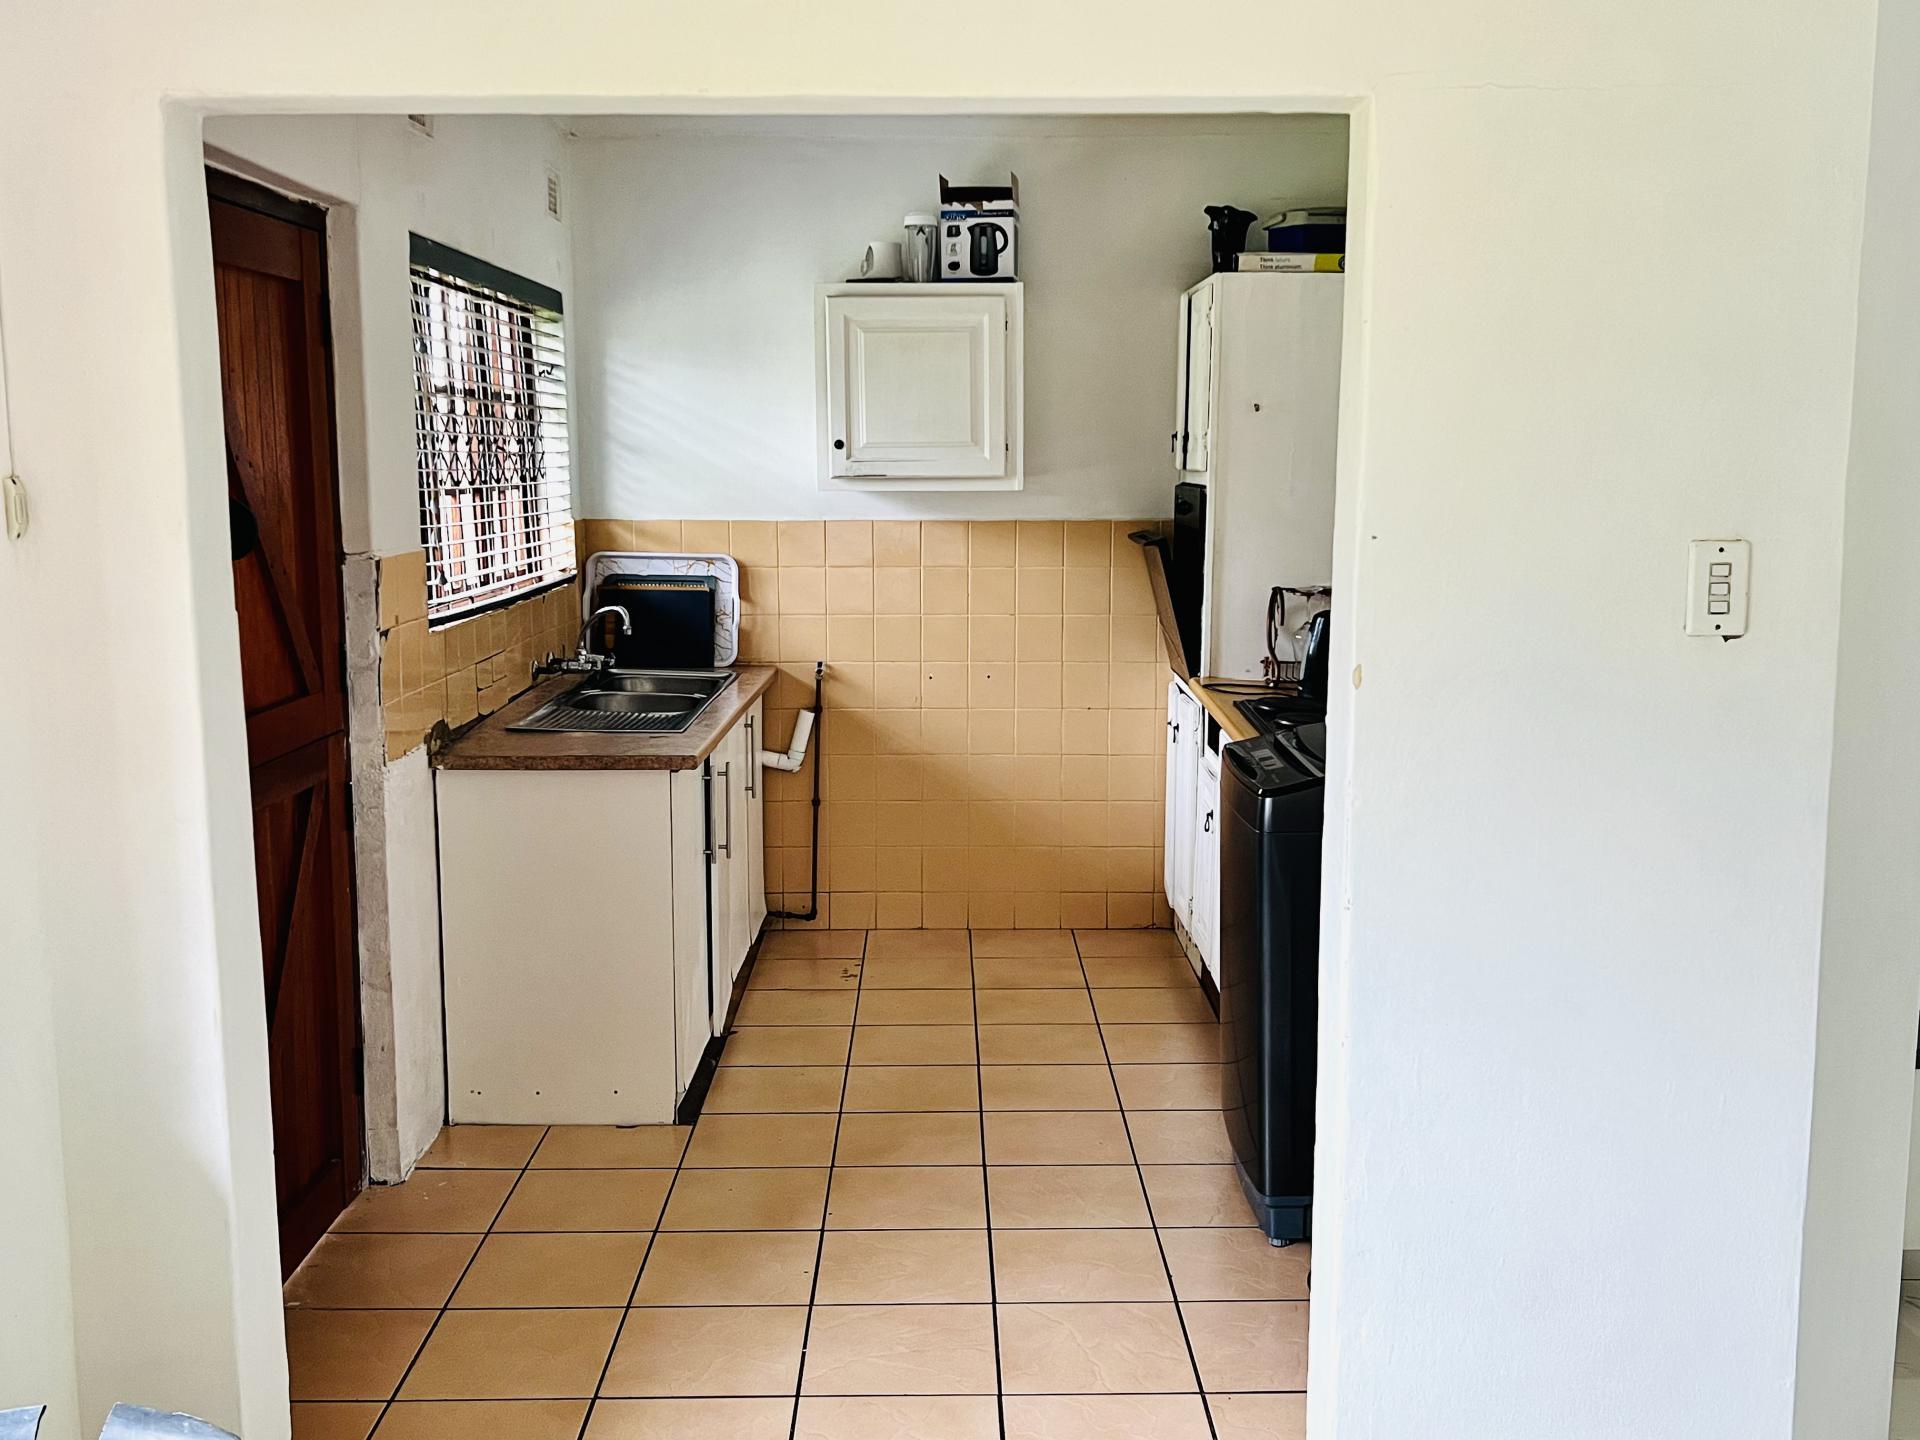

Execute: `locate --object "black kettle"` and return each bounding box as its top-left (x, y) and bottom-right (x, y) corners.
top-left (1300, 610), bottom-right (1331, 704)
top-left (968, 222), bottom-right (1010, 276)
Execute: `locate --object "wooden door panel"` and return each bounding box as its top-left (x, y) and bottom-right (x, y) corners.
top-left (211, 176), bottom-right (361, 1275)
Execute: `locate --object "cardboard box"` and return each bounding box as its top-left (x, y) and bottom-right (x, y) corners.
top-left (939, 173), bottom-right (1019, 280)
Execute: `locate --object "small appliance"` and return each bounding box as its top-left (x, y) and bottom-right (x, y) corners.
top-left (938, 173), bottom-right (1019, 280)
top-left (591, 574), bottom-right (718, 670)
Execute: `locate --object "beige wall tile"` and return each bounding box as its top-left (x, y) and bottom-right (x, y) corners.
top-left (873, 521), bottom-right (921, 567)
top-left (779, 521), bottom-right (826, 566)
top-left (874, 567), bottom-right (922, 615)
top-left (825, 521), bottom-right (873, 567)
top-left (730, 521), bottom-right (780, 568)
top-left (970, 521), bottom-right (1016, 566)
top-left (681, 519), bottom-right (731, 554)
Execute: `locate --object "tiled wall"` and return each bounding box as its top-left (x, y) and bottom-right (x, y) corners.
top-left (576, 518), bottom-right (1174, 932)
top-left (376, 547), bottom-right (580, 761)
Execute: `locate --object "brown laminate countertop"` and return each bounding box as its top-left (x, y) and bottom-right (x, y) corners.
top-left (1184, 675), bottom-right (1265, 745)
top-left (433, 665), bottom-right (777, 772)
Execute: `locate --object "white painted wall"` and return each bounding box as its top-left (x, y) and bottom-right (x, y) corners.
top-left (201, 113), bottom-right (575, 1182)
top-left (1793, 0), bottom-right (1920, 1425)
top-left (570, 115), bottom-right (1348, 521)
top-left (0, 3), bottom-right (1902, 1439)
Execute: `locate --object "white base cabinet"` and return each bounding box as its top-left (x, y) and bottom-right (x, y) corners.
top-left (1163, 677), bottom-right (1224, 984)
top-left (437, 705), bottom-right (767, 1125)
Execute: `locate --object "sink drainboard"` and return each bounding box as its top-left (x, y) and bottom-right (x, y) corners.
top-left (509, 703), bottom-right (696, 734)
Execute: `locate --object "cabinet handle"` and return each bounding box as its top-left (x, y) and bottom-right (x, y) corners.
top-left (1202, 811), bottom-right (1214, 833)
top-left (718, 763), bottom-right (734, 858)
top-left (745, 718), bottom-right (757, 798)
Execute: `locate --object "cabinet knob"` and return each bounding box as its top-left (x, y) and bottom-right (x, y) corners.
top-left (832, 439), bottom-right (845, 450)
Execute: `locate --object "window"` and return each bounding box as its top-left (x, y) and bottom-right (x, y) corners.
top-left (409, 235), bottom-right (574, 625)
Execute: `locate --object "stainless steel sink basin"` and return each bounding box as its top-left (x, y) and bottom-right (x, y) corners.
top-left (507, 668), bottom-right (736, 734)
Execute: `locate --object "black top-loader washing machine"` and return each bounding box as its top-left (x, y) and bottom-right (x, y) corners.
top-left (1218, 717), bottom-right (1325, 1244)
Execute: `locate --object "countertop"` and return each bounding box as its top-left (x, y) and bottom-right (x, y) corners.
top-left (1184, 676), bottom-right (1266, 745)
top-left (433, 665), bottom-right (777, 772)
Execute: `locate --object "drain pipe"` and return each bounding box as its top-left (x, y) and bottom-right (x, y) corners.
top-left (767, 660), bottom-right (825, 923)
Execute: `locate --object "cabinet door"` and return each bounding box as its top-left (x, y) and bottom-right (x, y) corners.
top-left (1190, 746), bottom-right (1222, 977)
top-left (1164, 681), bottom-right (1202, 919)
top-left (744, 701), bottom-right (769, 940)
top-left (1178, 282), bottom-right (1215, 473)
top-left (669, 768), bottom-right (712, 1099)
top-left (708, 730), bottom-right (742, 1036)
top-left (825, 292), bottom-right (1008, 479)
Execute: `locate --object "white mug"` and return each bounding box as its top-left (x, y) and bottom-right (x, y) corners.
top-left (860, 239), bottom-right (903, 280)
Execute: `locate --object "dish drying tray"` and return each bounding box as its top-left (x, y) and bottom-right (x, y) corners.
top-left (583, 550), bottom-right (741, 666)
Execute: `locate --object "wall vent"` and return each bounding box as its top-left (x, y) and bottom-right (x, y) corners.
top-left (546, 170), bottom-right (563, 221)
top-left (407, 114), bottom-right (435, 138)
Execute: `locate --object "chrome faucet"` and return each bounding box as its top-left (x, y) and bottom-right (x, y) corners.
top-left (571, 605), bottom-right (632, 670)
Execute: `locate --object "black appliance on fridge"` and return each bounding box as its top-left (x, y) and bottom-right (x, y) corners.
top-left (1219, 611), bottom-right (1330, 1243)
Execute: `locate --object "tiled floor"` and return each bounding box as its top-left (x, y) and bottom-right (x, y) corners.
top-left (286, 929), bottom-right (1307, 1440)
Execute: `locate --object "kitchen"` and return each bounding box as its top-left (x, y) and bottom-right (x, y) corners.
top-left (203, 109), bottom-right (1348, 1439)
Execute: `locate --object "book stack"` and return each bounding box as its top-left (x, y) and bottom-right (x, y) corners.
top-left (1234, 252), bottom-right (1345, 273)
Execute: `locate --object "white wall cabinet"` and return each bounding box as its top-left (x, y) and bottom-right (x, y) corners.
top-left (1175, 272), bottom-right (1345, 678)
top-left (817, 283), bottom-right (1023, 492)
top-left (438, 708), bottom-right (767, 1124)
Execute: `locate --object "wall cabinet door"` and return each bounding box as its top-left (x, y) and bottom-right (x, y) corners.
top-left (1164, 681), bottom-right (1202, 921)
top-left (1177, 280), bottom-right (1215, 474)
top-left (744, 701), bottom-right (768, 941)
top-left (823, 290), bottom-right (1010, 481)
top-left (1190, 746), bottom-right (1223, 979)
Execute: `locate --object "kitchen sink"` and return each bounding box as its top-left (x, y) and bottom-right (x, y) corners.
top-left (507, 668), bottom-right (736, 734)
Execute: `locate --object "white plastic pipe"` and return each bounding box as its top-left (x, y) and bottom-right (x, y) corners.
top-left (760, 707), bottom-right (815, 772)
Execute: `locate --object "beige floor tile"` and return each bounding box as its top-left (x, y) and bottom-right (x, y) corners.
top-left (720, 1027), bottom-right (852, 1066)
top-left (291, 1403), bottom-right (380, 1440)
top-left (851, 1023), bottom-right (976, 1065)
top-left (800, 1303), bottom-right (997, 1394)
top-left (975, 988), bottom-right (1095, 1024)
top-left (749, 956), bottom-right (861, 989)
top-left (494, 1170), bottom-right (672, 1231)
top-left (734, 989), bottom-right (858, 1026)
top-left (584, 1398), bottom-right (793, 1440)
top-left (1209, 1392), bottom-right (1308, 1440)
top-left (1002, 1394), bottom-right (1212, 1440)
top-left (842, 1065), bottom-right (979, 1112)
top-left (794, 1396), bottom-right (999, 1440)
top-left (814, 1229), bottom-right (992, 1303)
top-left (859, 954), bottom-right (973, 989)
top-left (683, 1113), bottom-right (839, 1167)
top-left (531, 1126), bottom-right (688, 1169)
top-left (987, 1165), bottom-right (1152, 1228)
top-left (330, 1171), bottom-right (516, 1234)
top-left (1076, 956), bottom-right (1197, 988)
top-left (631, 1231), bottom-right (819, 1305)
top-left (285, 1233), bottom-right (479, 1309)
top-left (977, 1023), bottom-right (1106, 1064)
top-left (1140, 1165), bottom-right (1255, 1227)
top-left (864, 929), bottom-right (970, 958)
top-left (980, 1064), bottom-right (1118, 1111)
top-left (373, 1401), bottom-right (588, 1439)
top-left (997, 1301), bottom-right (1197, 1393)
top-left (1074, 929), bottom-right (1186, 958)
top-left (854, 988), bottom-right (974, 1024)
top-left (993, 1228), bottom-right (1172, 1302)
top-left (972, 956), bottom-right (1086, 989)
top-left (1112, 1064), bottom-right (1225, 1111)
top-left (1160, 1230), bottom-right (1311, 1301)
top-left (970, 928), bottom-right (1077, 958)
top-left (659, 1167), bottom-right (830, 1231)
top-left (418, 1125), bottom-right (546, 1170)
top-left (984, 1111), bottom-right (1134, 1165)
top-left (835, 1112), bottom-right (982, 1166)
top-left (285, 1309), bottom-right (435, 1401)
top-left (1093, 987), bottom-right (1215, 1024)
top-left (601, 1305), bottom-right (807, 1396)
top-left (399, 1309), bottom-right (619, 1398)
top-left (703, 1066), bottom-right (845, 1113)
top-left (1182, 1300), bottom-right (1309, 1391)
top-left (758, 929), bottom-right (867, 959)
top-left (1127, 1110), bottom-right (1235, 1164)
top-left (450, 1233), bottom-right (650, 1307)
top-left (1101, 1023), bottom-right (1218, 1063)
top-left (826, 1165), bottom-right (987, 1228)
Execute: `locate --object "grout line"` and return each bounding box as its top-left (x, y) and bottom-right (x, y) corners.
top-left (785, 929), bottom-right (868, 1439)
top-left (360, 1125), bottom-right (550, 1429)
top-left (1073, 931), bottom-right (1222, 1440)
top-left (970, 930), bottom-right (1010, 1440)
top-left (572, 1110), bottom-right (700, 1438)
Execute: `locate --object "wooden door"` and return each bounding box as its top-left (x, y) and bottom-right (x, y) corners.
top-left (209, 173), bottom-right (362, 1275)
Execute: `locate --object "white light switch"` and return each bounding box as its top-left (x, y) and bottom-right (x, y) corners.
top-left (1686, 539), bottom-right (1750, 638)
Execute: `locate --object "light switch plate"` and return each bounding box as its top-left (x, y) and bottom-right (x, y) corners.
top-left (1686, 538), bottom-right (1749, 638)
